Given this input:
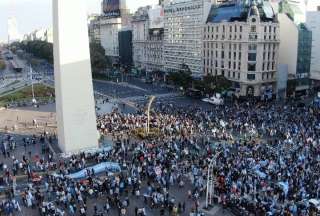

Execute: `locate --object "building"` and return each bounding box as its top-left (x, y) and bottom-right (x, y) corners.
top-left (99, 0), bottom-right (130, 64)
top-left (163, 0), bottom-right (212, 77)
top-left (118, 29), bottom-right (133, 67)
top-left (132, 6), bottom-right (151, 72)
top-left (23, 27), bottom-right (53, 43)
top-left (132, 6), bottom-right (164, 73)
top-left (8, 17), bottom-right (21, 43)
top-left (306, 10), bottom-right (320, 83)
top-left (278, 12), bottom-right (313, 96)
top-left (278, 13), bottom-right (298, 77)
top-left (295, 23), bottom-right (312, 93)
top-left (203, 0), bottom-right (280, 97)
top-left (279, 0), bottom-right (307, 24)
top-left (88, 16), bottom-right (101, 44)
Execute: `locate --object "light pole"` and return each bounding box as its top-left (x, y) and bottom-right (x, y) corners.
top-left (29, 65), bottom-right (36, 105)
top-left (205, 151), bottom-right (220, 209)
top-left (145, 95), bottom-right (155, 135)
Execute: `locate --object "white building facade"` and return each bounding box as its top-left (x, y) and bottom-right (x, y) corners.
top-left (100, 17), bottom-right (122, 59)
top-left (132, 6), bottom-right (164, 73)
top-left (203, 1), bottom-right (280, 97)
top-left (278, 13), bottom-right (298, 77)
top-left (99, 0), bottom-right (130, 63)
top-left (88, 14), bottom-right (101, 44)
top-left (163, 0), bottom-right (212, 77)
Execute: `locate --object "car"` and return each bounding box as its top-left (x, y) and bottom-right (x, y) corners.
top-left (202, 93), bottom-right (224, 105)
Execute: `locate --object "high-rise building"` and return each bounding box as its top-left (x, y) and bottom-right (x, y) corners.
top-left (279, 0), bottom-right (307, 24)
top-left (163, 0), bottom-right (212, 77)
top-left (132, 6), bottom-right (164, 73)
top-left (8, 17), bottom-right (21, 43)
top-left (88, 15), bottom-right (101, 44)
top-left (203, 0), bottom-right (280, 97)
top-left (99, 0), bottom-right (130, 64)
top-left (295, 23), bottom-right (312, 93)
top-left (118, 29), bottom-right (133, 67)
top-left (278, 13), bottom-right (298, 77)
top-left (306, 10), bottom-right (320, 83)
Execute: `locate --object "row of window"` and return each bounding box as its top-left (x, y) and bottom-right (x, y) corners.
top-left (204, 25), bottom-right (243, 34)
top-left (204, 25), bottom-right (277, 34)
top-left (206, 68), bottom-right (241, 80)
top-left (204, 58), bottom-right (277, 72)
top-left (204, 42), bottom-right (242, 50)
top-left (203, 50), bottom-right (242, 61)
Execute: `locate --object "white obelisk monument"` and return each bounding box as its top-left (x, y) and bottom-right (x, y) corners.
top-left (52, 0), bottom-right (98, 152)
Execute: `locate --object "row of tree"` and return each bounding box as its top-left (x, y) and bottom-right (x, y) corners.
top-left (166, 64), bottom-right (232, 95)
top-left (11, 41), bottom-right (111, 76)
top-left (12, 40), bottom-right (54, 64)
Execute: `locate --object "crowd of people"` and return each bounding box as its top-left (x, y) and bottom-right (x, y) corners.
top-left (0, 98), bottom-right (319, 215)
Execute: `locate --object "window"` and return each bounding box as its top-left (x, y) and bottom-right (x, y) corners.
top-left (251, 26), bottom-right (256, 33)
top-left (248, 53), bottom-right (257, 61)
top-left (248, 63), bottom-right (256, 71)
top-left (247, 74), bottom-right (256, 80)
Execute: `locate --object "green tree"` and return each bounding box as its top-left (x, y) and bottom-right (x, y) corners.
top-left (193, 75), bottom-right (232, 94)
top-left (89, 42), bottom-right (110, 74)
top-left (0, 60), bottom-right (6, 70)
top-left (167, 63), bottom-right (193, 89)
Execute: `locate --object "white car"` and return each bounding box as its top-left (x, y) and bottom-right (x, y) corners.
top-left (202, 94), bottom-right (224, 105)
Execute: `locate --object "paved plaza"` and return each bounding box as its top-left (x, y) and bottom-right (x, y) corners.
top-left (0, 77), bottom-right (319, 216)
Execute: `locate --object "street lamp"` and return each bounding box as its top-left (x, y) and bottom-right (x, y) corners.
top-left (205, 151), bottom-right (221, 209)
top-left (29, 65), bottom-right (37, 106)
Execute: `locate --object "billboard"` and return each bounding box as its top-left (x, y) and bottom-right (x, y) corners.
top-left (102, 0), bottom-right (121, 18)
top-left (148, 7), bottom-right (164, 29)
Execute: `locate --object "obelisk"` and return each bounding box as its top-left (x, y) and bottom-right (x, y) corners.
top-left (52, 0), bottom-right (98, 153)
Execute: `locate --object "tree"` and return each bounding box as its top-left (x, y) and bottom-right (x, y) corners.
top-left (167, 63), bottom-right (193, 89)
top-left (193, 75), bottom-right (232, 94)
top-left (89, 42), bottom-right (110, 74)
top-left (0, 60), bottom-right (6, 70)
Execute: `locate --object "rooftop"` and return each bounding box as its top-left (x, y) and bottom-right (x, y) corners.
top-left (207, 0), bottom-right (277, 23)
